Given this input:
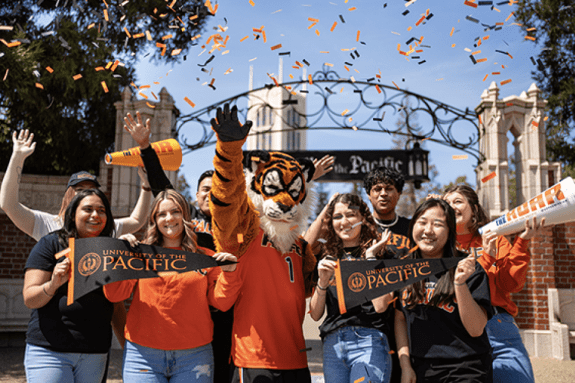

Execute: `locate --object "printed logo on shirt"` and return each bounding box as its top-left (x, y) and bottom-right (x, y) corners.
top-left (78, 253), bottom-right (102, 276)
top-left (261, 234), bottom-right (304, 257)
top-left (192, 218), bottom-right (212, 235)
top-left (401, 282), bottom-right (456, 313)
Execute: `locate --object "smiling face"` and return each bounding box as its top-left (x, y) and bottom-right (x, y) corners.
top-left (332, 202), bottom-right (364, 248)
top-left (196, 176), bottom-right (212, 218)
top-left (368, 182), bottom-right (401, 221)
top-left (155, 199), bottom-right (184, 247)
top-left (75, 195), bottom-right (107, 238)
top-left (443, 192), bottom-right (473, 235)
top-left (412, 205), bottom-right (449, 259)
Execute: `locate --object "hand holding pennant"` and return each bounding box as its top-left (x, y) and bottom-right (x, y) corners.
top-left (333, 257), bottom-right (463, 314)
top-left (62, 237), bottom-right (236, 305)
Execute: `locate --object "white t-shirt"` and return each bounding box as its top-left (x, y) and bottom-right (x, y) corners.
top-left (31, 210), bottom-right (123, 242)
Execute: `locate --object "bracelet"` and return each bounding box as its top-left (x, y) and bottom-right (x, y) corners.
top-left (454, 281), bottom-right (466, 286)
top-left (317, 283), bottom-right (329, 291)
top-left (42, 283), bottom-right (55, 297)
top-left (142, 186), bottom-right (151, 192)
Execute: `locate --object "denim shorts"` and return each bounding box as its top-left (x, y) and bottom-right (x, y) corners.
top-left (322, 326), bottom-right (392, 383)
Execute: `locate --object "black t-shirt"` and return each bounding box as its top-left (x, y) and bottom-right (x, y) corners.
top-left (399, 261), bottom-right (493, 359)
top-left (374, 215), bottom-right (411, 259)
top-left (24, 233), bottom-right (114, 353)
top-left (318, 247), bottom-right (392, 339)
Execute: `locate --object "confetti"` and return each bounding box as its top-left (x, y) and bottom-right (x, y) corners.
top-left (392, 81), bottom-right (399, 89)
top-left (354, 377), bottom-right (365, 383)
top-left (482, 171), bottom-right (497, 183)
top-left (532, 121), bottom-right (539, 127)
top-left (500, 79), bottom-right (512, 85)
top-left (249, 0), bottom-right (255, 6)
top-left (317, 238), bottom-right (327, 243)
top-left (35, 83), bottom-right (44, 89)
top-left (356, 30), bottom-right (360, 42)
top-left (348, 7), bottom-right (357, 11)
top-left (408, 244), bottom-right (420, 254)
top-left (46, 66), bottom-right (54, 73)
top-left (341, 109), bottom-right (349, 116)
top-left (452, 155), bottom-right (468, 160)
top-left (73, 74), bottom-right (83, 80)
top-left (237, 233), bottom-right (244, 243)
top-left (464, 0), bottom-right (478, 8)
top-left (330, 21), bottom-right (337, 32)
top-left (524, 36), bottom-right (535, 41)
top-left (101, 81), bottom-right (109, 93)
top-left (482, 74), bottom-right (489, 81)
top-left (271, 43), bottom-right (282, 50)
top-left (315, 29), bottom-right (320, 36)
top-left (146, 102), bottom-right (155, 108)
top-left (505, 12), bottom-right (514, 22)
top-left (308, 74), bottom-right (313, 84)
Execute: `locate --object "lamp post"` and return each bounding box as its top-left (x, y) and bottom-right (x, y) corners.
top-left (406, 141), bottom-right (429, 189)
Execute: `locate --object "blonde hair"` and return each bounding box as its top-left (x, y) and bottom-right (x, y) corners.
top-left (143, 189), bottom-right (202, 254)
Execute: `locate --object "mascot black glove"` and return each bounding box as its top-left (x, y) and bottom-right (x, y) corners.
top-left (210, 103), bottom-right (253, 142)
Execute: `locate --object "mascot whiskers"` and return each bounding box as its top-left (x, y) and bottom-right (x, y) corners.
top-left (210, 104), bottom-right (318, 375)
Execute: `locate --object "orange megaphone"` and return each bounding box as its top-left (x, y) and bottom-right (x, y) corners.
top-left (105, 138), bottom-right (182, 171)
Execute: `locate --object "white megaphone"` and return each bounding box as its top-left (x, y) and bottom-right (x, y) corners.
top-left (479, 177), bottom-right (575, 236)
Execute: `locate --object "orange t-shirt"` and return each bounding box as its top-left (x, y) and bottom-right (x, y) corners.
top-left (457, 233), bottom-right (530, 316)
top-left (213, 228), bottom-right (309, 370)
top-left (104, 247), bottom-right (228, 350)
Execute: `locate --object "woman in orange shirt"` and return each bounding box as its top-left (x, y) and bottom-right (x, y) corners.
top-left (443, 185), bottom-right (543, 383)
top-left (104, 189), bottom-right (236, 383)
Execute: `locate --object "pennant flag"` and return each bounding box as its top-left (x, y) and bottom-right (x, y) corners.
top-left (66, 237), bottom-right (234, 305)
top-left (334, 257), bottom-right (463, 314)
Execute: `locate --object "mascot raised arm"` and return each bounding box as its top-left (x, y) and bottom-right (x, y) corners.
top-left (210, 104), bottom-right (317, 380)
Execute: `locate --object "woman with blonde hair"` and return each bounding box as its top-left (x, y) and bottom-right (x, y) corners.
top-left (104, 189), bottom-right (237, 382)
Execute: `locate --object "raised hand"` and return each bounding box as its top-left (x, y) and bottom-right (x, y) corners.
top-left (12, 130), bottom-right (36, 159)
top-left (311, 155), bottom-right (335, 181)
top-left (454, 254), bottom-right (475, 286)
top-left (519, 216), bottom-right (546, 241)
top-left (317, 257), bottom-right (337, 289)
top-left (210, 103), bottom-right (252, 142)
top-left (124, 111), bottom-right (151, 149)
top-left (366, 229), bottom-right (391, 260)
top-left (481, 230), bottom-right (498, 258)
top-left (50, 257), bottom-right (71, 290)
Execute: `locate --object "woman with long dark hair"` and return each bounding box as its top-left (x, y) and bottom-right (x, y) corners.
top-left (104, 189), bottom-right (237, 382)
top-left (309, 193), bottom-right (394, 383)
top-left (395, 199), bottom-right (493, 383)
top-left (443, 185), bottom-right (542, 383)
top-left (23, 189), bottom-right (116, 382)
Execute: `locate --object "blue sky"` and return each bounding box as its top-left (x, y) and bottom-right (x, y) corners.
top-left (130, 0), bottom-right (542, 197)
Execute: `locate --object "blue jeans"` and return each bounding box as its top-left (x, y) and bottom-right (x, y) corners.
top-left (322, 326), bottom-right (392, 383)
top-left (486, 312), bottom-right (534, 383)
top-left (123, 340), bottom-right (214, 383)
top-left (24, 343), bottom-right (107, 383)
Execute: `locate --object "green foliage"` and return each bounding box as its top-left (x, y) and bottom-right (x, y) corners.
top-left (0, 0), bottom-right (211, 175)
top-left (515, 0), bottom-right (575, 173)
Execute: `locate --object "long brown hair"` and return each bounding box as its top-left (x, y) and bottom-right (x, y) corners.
top-left (443, 184), bottom-right (489, 235)
top-left (403, 199), bottom-right (458, 308)
top-left (321, 193), bottom-right (380, 260)
top-left (143, 189), bottom-right (202, 254)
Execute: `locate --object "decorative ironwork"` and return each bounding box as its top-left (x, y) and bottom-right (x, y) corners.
top-left (176, 66), bottom-right (484, 164)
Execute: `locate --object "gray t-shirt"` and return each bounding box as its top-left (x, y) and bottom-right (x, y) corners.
top-left (31, 210), bottom-right (123, 241)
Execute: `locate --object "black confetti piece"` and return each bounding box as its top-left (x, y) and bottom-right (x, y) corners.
top-left (470, 55), bottom-right (477, 64)
top-left (530, 56), bottom-right (536, 65)
top-left (339, 15), bottom-right (345, 23)
top-left (198, 55), bottom-right (215, 67)
top-left (418, 60), bottom-right (426, 65)
top-left (466, 15), bottom-right (480, 24)
top-left (302, 59), bottom-right (310, 66)
top-left (402, 10), bottom-right (409, 16)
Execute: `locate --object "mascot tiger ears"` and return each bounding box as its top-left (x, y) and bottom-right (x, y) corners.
top-left (209, 104), bottom-right (317, 293)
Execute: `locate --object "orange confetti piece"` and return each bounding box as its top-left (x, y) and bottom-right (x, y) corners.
top-left (353, 377), bottom-right (365, 383)
top-left (146, 30), bottom-right (152, 41)
top-left (451, 43), bottom-right (456, 48)
top-left (481, 171), bottom-right (497, 183)
top-left (140, 85), bottom-right (151, 89)
top-left (262, 29), bottom-right (267, 43)
top-left (452, 155), bottom-right (468, 160)
top-left (6, 41), bottom-right (21, 48)
top-left (237, 233), bottom-right (244, 243)
top-left (341, 109), bottom-right (349, 116)
top-left (464, 0), bottom-right (478, 8)
top-left (356, 30), bottom-right (360, 42)
top-left (46, 66), bottom-right (54, 73)
top-left (73, 74), bottom-right (83, 80)
top-left (392, 81), bottom-right (399, 90)
top-left (482, 74), bottom-right (489, 82)
top-left (308, 17), bottom-right (319, 22)
top-left (111, 60), bottom-right (119, 71)
top-left (35, 83), bottom-right (44, 89)
top-left (527, 27), bottom-right (536, 32)
top-left (132, 33), bottom-right (144, 39)
top-left (450, 27), bottom-right (454, 37)
top-left (375, 84), bottom-right (382, 94)
top-left (138, 92), bottom-right (148, 99)
top-left (544, 116), bottom-right (549, 121)
top-left (289, 74), bottom-right (294, 79)
top-left (55, 248), bottom-right (71, 260)
top-left (162, 34), bottom-right (173, 40)
top-left (476, 58), bottom-right (487, 63)
top-left (524, 36), bottom-right (535, 41)
top-left (103, 9), bottom-right (109, 22)
top-left (94, 67), bottom-right (105, 71)
top-left (344, 65), bottom-right (350, 71)
top-left (146, 102), bottom-right (155, 108)
top-left (123, 27), bottom-right (131, 38)
top-left (330, 21), bottom-right (337, 32)
top-left (101, 81), bottom-right (109, 93)
top-left (315, 29), bottom-right (320, 36)
top-left (151, 92), bottom-right (158, 100)
top-left (505, 12), bottom-right (514, 22)
top-left (308, 74), bottom-right (313, 85)
top-left (181, 97), bottom-right (195, 109)
top-left (492, 72), bottom-right (500, 75)
top-left (325, 62), bottom-right (333, 67)
top-left (87, 23), bottom-right (95, 29)
top-left (415, 15), bottom-right (425, 27)
top-left (388, 350), bottom-right (396, 354)
top-left (240, 35), bottom-right (249, 42)
top-left (249, 0), bottom-right (255, 6)
top-left (500, 79), bottom-right (512, 86)
top-left (408, 245), bottom-right (419, 254)
top-left (532, 121), bottom-right (539, 127)
top-left (471, 50), bottom-right (481, 56)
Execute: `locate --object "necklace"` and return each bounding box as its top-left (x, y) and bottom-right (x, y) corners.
top-left (343, 246), bottom-right (362, 260)
top-left (375, 214), bottom-right (399, 228)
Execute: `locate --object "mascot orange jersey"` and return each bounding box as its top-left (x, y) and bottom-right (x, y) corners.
top-left (209, 104), bottom-right (317, 370)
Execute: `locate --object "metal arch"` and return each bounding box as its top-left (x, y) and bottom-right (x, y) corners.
top-left (176, 66), bottom-right (485, 164)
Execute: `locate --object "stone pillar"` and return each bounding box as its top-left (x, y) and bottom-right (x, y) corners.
top-left (475, 82), bottom-right (561, 219)
top-left (109, 87), bottom-right (180, 217)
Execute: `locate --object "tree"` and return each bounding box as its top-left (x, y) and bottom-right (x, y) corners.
top-left (0, 0), bottom-right (212, 175)
top-left (515, 1), bottom-right (575, 175)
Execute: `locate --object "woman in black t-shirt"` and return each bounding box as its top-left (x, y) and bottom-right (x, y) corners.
top-left (395, 199), bottom-right (493, 383)
top-left (22, 189), bottom-right (116, 383)
top-left (309, 193), bottom-right (394, 383)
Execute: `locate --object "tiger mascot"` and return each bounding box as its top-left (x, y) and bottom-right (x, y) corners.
top-left (210, 104), bottom-right (317, 381)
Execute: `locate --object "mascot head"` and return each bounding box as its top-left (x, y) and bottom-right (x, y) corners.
top-left (245, 150), bottom-right (316, 253)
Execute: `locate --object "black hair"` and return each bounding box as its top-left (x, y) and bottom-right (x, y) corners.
top-left (57, 189), bottom-right (115, 247)
top-left (403, 198), bottom-right (458, 308)
top-left (363, 166), bottom-right (405, 194)
top-left (197, 170), bottom-right (214, 191)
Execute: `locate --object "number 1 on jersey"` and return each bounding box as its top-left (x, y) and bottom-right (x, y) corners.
top-left (285, 256), bottom-right (294, 283)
